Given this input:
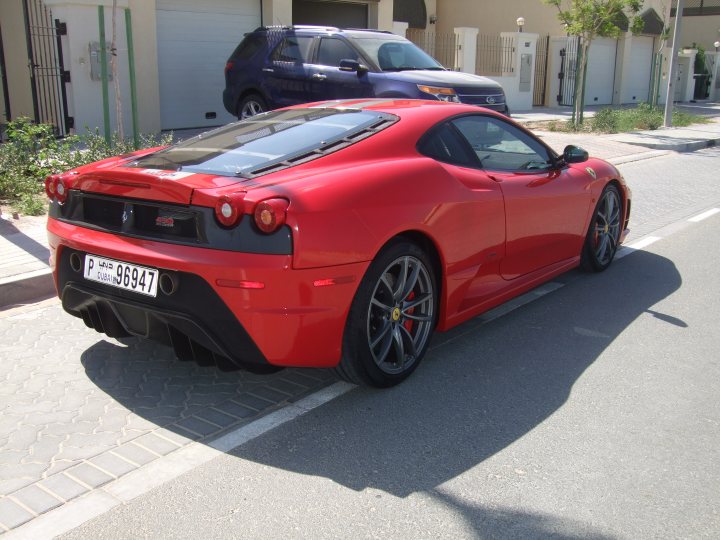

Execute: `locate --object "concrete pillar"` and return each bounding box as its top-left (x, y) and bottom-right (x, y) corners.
top-left (454, 27), bottom-right (478, 74)
top-left (369, 0), bottom-right (394, 32)
top-left (392, 21), bottom-right (409, 37)
top-left (503, 31), bottom-right (538, 111)
top-left (262, 0), bottom-right (291, 27)
top-left (707, 51), bottom-right (720, 102)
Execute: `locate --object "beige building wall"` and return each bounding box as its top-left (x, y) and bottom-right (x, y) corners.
top-left (677, 15), bottom-right (720, 51)
top-left (437, 0), bottom-right (669, 37)
top-left (0, 0), bottom-right (35, 121)
top-left (127, 0), bottom-right (161, 134)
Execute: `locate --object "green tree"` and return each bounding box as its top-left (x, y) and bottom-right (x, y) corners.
top-left (544, 0), bottom-right (645, 128)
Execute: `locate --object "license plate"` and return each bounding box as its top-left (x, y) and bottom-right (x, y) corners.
top-left (84, 254), bottom-right (159, 297)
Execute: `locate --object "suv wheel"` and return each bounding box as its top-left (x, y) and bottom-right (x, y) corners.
top-left (238, 94), bottom-right (267, 119)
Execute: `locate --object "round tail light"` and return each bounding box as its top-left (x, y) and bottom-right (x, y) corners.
top-left (214, 193), bottom-right (244, 227)
top-left (45, 174), bottom-right (69, 204)
top-left (254, 198), bottom-right (289, 234)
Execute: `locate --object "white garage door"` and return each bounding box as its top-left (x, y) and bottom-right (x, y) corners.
top-left (156, 0), bottom-right (260, 130)
top-left (622, 36), bottom-right (654, 103)
top-left (584, 38), bottom-right (617, 105)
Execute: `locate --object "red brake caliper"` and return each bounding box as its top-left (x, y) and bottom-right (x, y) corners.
top-left (404, 291), bottom-right (415, 332)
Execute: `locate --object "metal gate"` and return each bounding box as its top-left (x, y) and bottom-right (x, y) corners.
top-left (533, 35), bottom-right (550, 106)
top-left (22, 0), bottom-right (72, 136)
top-left (557, 36), bottom-right (579, 106)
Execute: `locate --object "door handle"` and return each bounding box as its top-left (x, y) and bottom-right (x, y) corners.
top-left (311, 73), bottom-right (327, 81)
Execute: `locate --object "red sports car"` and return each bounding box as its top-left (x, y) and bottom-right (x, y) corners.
top-left (46, 99), bottom-right (630, 387)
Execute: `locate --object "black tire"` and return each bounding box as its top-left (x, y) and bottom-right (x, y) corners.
top-left (581, 184), bottom-right (622, 272)
top-left (334, 240), bottom-right (437, 387)
top-left (237, 93), bottom-right (267, 119)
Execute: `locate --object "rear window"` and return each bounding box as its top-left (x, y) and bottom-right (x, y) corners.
top-left (128, 108), bottom-right (397, 178)
top-left (230, 34), bottom-right (266, 61)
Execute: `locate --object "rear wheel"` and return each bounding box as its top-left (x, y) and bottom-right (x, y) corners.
top-left (237, 93), bottom-right (267, 119)
top-left (334, 240), bottom-right (437, 387)
top-left (581, 184), bottom-right (622, 272)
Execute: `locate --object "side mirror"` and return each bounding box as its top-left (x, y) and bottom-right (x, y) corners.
top-left (339, 59), bottom-right (369, 74)
top-left (563, 145), bottom-right (589, 164)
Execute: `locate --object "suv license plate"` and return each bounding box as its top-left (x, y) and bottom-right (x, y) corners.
top-left (83, 254), bottom-right (159, 297)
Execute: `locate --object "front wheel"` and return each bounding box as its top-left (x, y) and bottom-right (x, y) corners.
top-left (334, 241), bottom-right (437, 387)
top-left (581, 184), bottom-right (622, 272)
top-left (237, 93), bottom-right (267, 119)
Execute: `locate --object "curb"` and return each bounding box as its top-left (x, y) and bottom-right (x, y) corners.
top-left (0, 269), bottom-right (55, 310)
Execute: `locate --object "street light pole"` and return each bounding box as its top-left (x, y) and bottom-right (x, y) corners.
top-left (664, 0), bottom-right (685, 128)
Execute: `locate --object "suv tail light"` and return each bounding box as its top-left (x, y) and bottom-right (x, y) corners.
top-left (214, 193), bottom-right (245, 228)
top-left (254, 198), bottom-right (289, 234)
top-left (224, 61), bottom-right (234, 76)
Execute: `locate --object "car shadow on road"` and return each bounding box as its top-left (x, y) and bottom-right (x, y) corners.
top-left (223, 249), bottom-right (682, 502)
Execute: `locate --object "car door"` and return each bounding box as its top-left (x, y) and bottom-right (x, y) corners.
top-left (305, 36), bottom-right (375, 101)
top-left (262, 35), bottom-right (315, 107)
top-left (450, 114), bottom-right (594, 280)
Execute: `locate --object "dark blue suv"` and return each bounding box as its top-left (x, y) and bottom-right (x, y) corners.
top-left (223, 26), bottom-right (509, 119)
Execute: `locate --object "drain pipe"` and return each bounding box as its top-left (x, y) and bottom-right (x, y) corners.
top-left (98, 6), bottom-right (111, 143)
top-left (125, 8), bottom-right (139, 148)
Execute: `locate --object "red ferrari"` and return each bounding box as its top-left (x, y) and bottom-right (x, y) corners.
top-left (46, 99), bottom-right (631, 387)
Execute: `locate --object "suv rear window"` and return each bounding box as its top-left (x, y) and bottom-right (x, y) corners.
top-left (230, 34), bottom-right (266, 61)
top-left (129, 108), bottom-right (397, 178)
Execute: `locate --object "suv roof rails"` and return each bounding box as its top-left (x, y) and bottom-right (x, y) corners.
top-left (253, 25), bottom-right (392, 34)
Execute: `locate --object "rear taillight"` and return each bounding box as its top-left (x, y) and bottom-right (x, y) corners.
top-left (214, 193), bottom-right (245, 227)
top-left (254, 198), bottom-right (289, 234)
top-left (45, 174), bottom-right (69, 204)
top-left (224, 61), bottom-right (234, 76)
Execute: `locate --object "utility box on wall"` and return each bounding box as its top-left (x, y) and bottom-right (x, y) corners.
top-left (88, 42), bottom-right (112, 81)
top-left (519, 53), bottom-right (532, 92)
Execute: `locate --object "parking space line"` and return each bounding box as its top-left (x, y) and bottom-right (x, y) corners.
top-left (688, 208), bottom-right (720, 223)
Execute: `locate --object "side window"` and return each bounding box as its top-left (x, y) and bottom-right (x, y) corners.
top-left (418, 123), bottom-right (476, 166)
top-left (272, 36), bottom-right (313, 63)
top-left (451, 116), bottom-right (553, 172)
top-left (317, 38), bottom-right (359, 67)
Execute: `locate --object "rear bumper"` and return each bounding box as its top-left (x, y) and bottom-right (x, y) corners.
top-left (49, 218), bottom-right (368, 368)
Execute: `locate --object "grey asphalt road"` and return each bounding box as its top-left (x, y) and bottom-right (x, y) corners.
top-left (57, 151), bottom-right (720, 539)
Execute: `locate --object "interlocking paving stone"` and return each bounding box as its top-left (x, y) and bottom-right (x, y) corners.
top-left (37, 473), bottom-right (89, 502)
top-left (174, 416), bottom-right (222, 438)
top-left (132, 433), bottom-right (180, 456)
top-left (10, 484), bottom-right (62, 515)
top-left (89, 452), bottom-right (138, 478)
top-left (249, 386), bottom-right (290, 404)
top-left (193, 408), bottom-right (237, 429)
top-left (215, 400), bottom-right (257, 420)
top-left (111, 443), bottom-right (158, 467)
top-left (233, 393), bottom-right (274, 412)
top-left (0, 496), bottom-right (35, 529)
top-left (66, 463), bottom-right (114, 489)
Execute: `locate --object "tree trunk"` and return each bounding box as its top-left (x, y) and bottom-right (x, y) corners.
top-left (573, 39), bottom-right (590, 128)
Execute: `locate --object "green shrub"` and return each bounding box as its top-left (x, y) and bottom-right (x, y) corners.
top-left (591, 108), bottom-right (619, 133)
top-left (0, 117), bottom-right (172, 215)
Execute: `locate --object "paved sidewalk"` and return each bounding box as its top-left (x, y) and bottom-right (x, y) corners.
top-left (2, 103), bottom-right (719, 310)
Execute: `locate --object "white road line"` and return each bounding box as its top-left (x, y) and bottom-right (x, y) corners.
top-left (616, 236), bottom-right (662, 259)
top-left (688, 208), bottom-right (720, 223)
